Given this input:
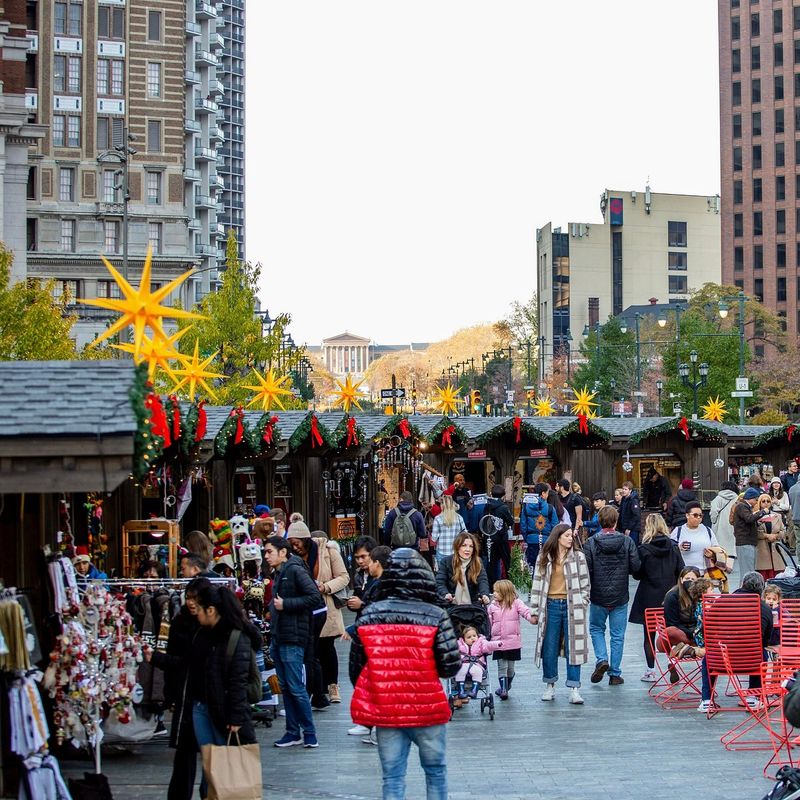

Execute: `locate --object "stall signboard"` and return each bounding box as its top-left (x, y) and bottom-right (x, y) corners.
top-left (529, 449), bottom-right (548, 458)
top-left (472, 493), bottom-right (488, 507)
top-left (468, 449), bottom-right (487, 459)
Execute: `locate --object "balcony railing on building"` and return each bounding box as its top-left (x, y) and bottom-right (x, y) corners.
top-left (184, 168), bottom-right (201, 183)
top-left (194, 96), bottom-right (219, 114)
top-left (196, 1), bottom-right (218, 20)
top-left (195, 146), bottom-right (217, 162)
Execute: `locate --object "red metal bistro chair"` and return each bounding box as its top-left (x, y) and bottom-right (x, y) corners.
top-left (719, 642), bottom-right (771, 751)
top-left (758, 658), bottom-right (798, 777)
top-left (651, 615), bottom-right (702, 709)
top-left (643, 608), bottom-right (670, 695)
top-left (778, 598), bottom-right (800, 660)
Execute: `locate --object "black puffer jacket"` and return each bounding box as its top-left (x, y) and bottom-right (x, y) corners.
top-left (583, 531), bottom-right (641, 607)
top-left (629, 537), bottom-right (685, 624)
top-left (269, 553), bottom-right (325, 647)
top-left (666, 488), bottom-right (697, 529)
top-left (349, 548), bottom-right (460, 689)
top-left (435, 557), bottom-right (490, 604)
top-left (663, 587), bottom-right (695, 641)
top-left (201, 621), bottom-right (262, 744)
top-left (618, 490), bottom-right (642, 535)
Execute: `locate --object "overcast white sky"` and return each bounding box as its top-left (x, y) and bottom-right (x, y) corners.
top-left (245, 1), bottom-right (720, 348)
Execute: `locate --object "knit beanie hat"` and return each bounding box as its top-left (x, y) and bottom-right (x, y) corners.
top-left (287, 520), bottom-right (311, 539)
top-left (680, 478), bottom-right (694, 490)
top-left (744, 487), bottom-right (761, 500)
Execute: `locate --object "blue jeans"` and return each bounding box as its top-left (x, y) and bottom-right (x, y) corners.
top-left (376, 725), bottom-right (447, 800)
top-left (541, 599), bottom-right (581, 687)
top-left (271, 642), bottom-right (316, 738)
top-left (589, 603), bottom-right (628, 677)
top-left (192, 702), bottom-right (226, 799)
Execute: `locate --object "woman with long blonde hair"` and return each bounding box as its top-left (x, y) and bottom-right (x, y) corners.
top-left (641, 512), bottom-right (671, 544)
top-left (435, 532), bottom-right (490, 605)
top-left (431, 495), bottom-right (466, 567)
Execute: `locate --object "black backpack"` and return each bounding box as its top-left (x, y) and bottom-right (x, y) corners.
top-left (226, 629), bottom-right (263, 705)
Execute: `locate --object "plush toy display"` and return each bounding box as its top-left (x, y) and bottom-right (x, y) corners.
top-left (209, 518), bottom-right (233, 561)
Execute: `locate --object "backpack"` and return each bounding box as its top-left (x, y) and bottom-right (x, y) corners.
top-left (391, 509), bottom-right (417, 547)
top-left (674, 524), bottom-right (713, 543)
top-left (226, 629), bottom-right (263, 705)
top-left (729, 497), bottom-right (744, 526)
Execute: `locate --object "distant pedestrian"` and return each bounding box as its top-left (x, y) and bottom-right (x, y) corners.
top-left (666, 478), bottom-right (697, 530)
top-left (383, 491), bottom-right (427, 550)
top-left (790, 478), bottom-right (800, 557)
top-left (669, 501), bottom-right (719, 572)
top-left (642, 467), bottom-right (672, 511)
top-left (732, 488), bottom-right (771, 580)
top-left (558, 478), bottom-right (588, 531)
top-left (709, 480), bottom-right (739, 560)
top-left (582, 492), bottom-right (608, 537)
top-left (782, 460), bottom-right (799, 494)
top-left (430, 495), bottom-right (466, 566)
top-left (520, 482), bottom-right (559, 571)
top-left (618, 480), bottom-right (642, 546)
top-left (480, 484), bottom-right (514, 588)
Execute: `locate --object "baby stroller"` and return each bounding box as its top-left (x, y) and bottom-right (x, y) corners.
top-left (446, 603), bottom-right (495, 720)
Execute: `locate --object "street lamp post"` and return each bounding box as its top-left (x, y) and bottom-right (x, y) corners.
top-left (656, 379), bottom-right (663, 416)
top-left (518, 339), bottom-right (534, 411)
top-left (679, 349), bottom-right (708, 419)
top-left (718, 292), bottom-right (748, 425)
top-left (565, 331), bottom-right (573, 379)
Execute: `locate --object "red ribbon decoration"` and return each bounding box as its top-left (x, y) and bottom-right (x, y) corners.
top-left (170, 395), bottom-right (181, 441)
top-left (577, 413), bottom-right (589, 436)
top-left (678, 416), bottom-right (690, 440)
top-left (262, 415), bottom-right (279, 445)
top-left (146, 392), bottom-right (171, 447)
top-left (194, 401), bottom-right (207, 443)
top-left (399, 419), bottom-right (411, 439)
top-left (513, 416), bottom-right (522, 443)
top-left (346, 416), bottom-right (359, 447)
top-left (788, 424), bottom-right (796, 442)
top-left (310, 415), bottom-right (324, 448)
top-left (230, 407), bottom-right (245, 445)
top-left (441, 424), bottom-right (456, 448)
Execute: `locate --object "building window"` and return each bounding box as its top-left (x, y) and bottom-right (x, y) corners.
top-left (97, 280), bottom-right (121, 299)
top-left (147, 120), bottom-right (161, 153)
top-left (55, 2), bottom-right (81, 36)
top-left (611, 232), bottom-right (622, 315)
top-left (776, 108), bottom-right (785, 133)
top-left (67, 56), bottom-right (80, 93)
top-left (96, 60), bottom-right (108, 95)
top-left (111, 60), bottom-right (123, 95)
top-left (775, 75), bottom-right (784, 100)
top-left (104, 221), bottom-right (120, 253)
top-left (147, 10), bottom-right (162, 42)
top-left (778, 311), bottom-right (787, 332)
top-left (752, 78), bottom-right (761, 103)
top-left (732, 16), bottom-right (740, 39)
top-left (98, 6), bottom-right (124, 39)
top-left (733, 145), bottom-right (742, 171)
top-left (97, 117), bottom-right (124, 151)
top-left (734, 213), bottom-right (744, 237)
top-left (52, 115), bottom-right (65, 147)
top-left (775, 42), bottom-right (784, 67)
top-left (795, 139), bottom-right (800, 164)
top-left (54, 55), bottom-right (66, 92)
top-left (777, 208), bottom-right (786, 234)
top-left (796, 174), bottom-right (800, 200)
top-left (146, 171), bottom-right (161, 205)
top-left (753, 144), bottom-right (762, 169)
top-left (778, 242), bottom-right (787, 267)
top-left (67, 116), bottom-right (80, 147)
top-left (668, 252), bottom-right (687, 270)
top-left (732, 81), bottom-right (741, 106)
top-left (734, 246), bottom-right (744, 271)
top-left (776, 141), bottom-right (785, 167)
top-left (59, 167), bottom-right (74, 202)
top-left (102, 169), bottom-right (117, 203)
top-left (751, 11), bottom-right (760, 36)
top-left (795, 6), bottom-right (800, 29)
top-left (753, 211), bottom-right (763, 235)
top-left (752, 111), bottom-right (761, 135)
top-left (751, 45), bottom-right (760, 70)
top-left (97, 59), bottom-right (124, 96)
top-left (60, 220), bottom-right (75, 252)
top-left (667, 221), bottom-right (687, 247)
top-left (148, 222), bottom-right (162, 254)
top-left (777, 175), bottom-right (786, 200)
top-left (147, 63), bottom-right (161, 98)
top-left (774, 8), bottom-right (783, 32)
top-left (669, 276), bottom-right (688, 294)
top-left (27, 167), bottom-right (36, 201)
top-left (588, 297), bottom-right (599, 328)
top-left (51, 279), bottom-right (79, 302)
top-left (732, 49), bottom-right (741, 72)
top-left (795, 74), bottom-right (800, 98)
top-left (733, 114), bottom-right (742, 138)
top-left (754, 244), bottom-right (763, 269)
top-left (733, 179), bottom-right (743, 204)
top-left (26, 218), bottom-right (37, 251)
top-left (754, 278), bottom-right (763, 301)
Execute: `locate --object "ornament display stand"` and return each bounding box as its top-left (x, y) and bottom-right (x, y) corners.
top-left (122, 519), bottom-right (180, 577)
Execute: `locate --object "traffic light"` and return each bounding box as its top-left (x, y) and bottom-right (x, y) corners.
top-left (526, 389), bottom-right (536, 401)
top-left (470, 389), bottom-right (482, 415)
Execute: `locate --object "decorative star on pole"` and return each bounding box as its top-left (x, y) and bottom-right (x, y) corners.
top-left (82, 247), bottom-right (205, 360)
top-left (111, 326), bottom-right (190, 381)
top-left (332, 374), bottom-right (365, 413)
top-left (570, 385), bottom-right (599, 417)
top-left (433, 382), bottom-right (460, 416)
top-left (532, 396), bottom-right (556, 417)
top-left (243, 368), bottom-right (293, 411)
top-left (701, 395), bottom-right (727, 423)
top-left (171, 340), bottom-right (225, 402)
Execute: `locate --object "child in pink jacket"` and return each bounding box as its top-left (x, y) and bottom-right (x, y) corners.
top-left (488, 579), bottom-right (535, 699)
top-left (455, 626), bottom-right (503, 700)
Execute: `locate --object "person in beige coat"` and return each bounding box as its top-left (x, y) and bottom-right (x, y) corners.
top-left (756, 491), bottom-right (786, 579)
top-left (287, 519), bottom-right (349, 703)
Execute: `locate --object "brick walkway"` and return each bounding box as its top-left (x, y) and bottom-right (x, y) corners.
top-left (60, 593), bottom-right (778, 800)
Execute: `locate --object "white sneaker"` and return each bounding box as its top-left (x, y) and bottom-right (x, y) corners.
top-left (640, 669), bottom-right (657, 683)
top-left (569, 687), bottom-right (584, 705)
top-left (738, 696), bottom-right (761, 710)
top-left (278, 709), bottom-right (286, 717)
top-left (697, 700), bottom-right (715, 713)
top-left (348, 724), bottom-right (370, 736)
top-left (361, 729), bottom-right (378, 746)
top-left (541, 684), bottom-right (555, 701)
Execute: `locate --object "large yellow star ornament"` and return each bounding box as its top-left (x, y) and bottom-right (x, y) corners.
top-left (332, 374), bottom-right (365, 413)
top-left (111, 326), bottom-right (189, 381)
top-left (701, 395), bottom-right (727, 423)
top-left (244, 368), bottom-right (293, 411)
top-left (433, 382), bottom-right (460, 416)
top-left (172, 340), bottom-right (225, 402)
top-left (533, 396), bottom-right (556, 417)
top-left (83, 247), bottom-right (204, 360)
top-left (570, 385), bottom-right (599, 417)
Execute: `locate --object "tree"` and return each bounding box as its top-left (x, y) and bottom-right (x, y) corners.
top-left (501, 291), bottom-right (537, 344)
top-left (750, 343), bottom-right (800, 416)
top-left (0, 245), bottom-right (79, 360)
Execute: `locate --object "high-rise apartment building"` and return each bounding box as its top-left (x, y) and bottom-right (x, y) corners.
top-left (537, 187), bottom-right (721, 367)
top-left (718, 0), bottom-right (796, 340)
top-left (23, 0), bottom-right (245, 346)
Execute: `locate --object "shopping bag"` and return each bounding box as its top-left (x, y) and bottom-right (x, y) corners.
top-left (202, 732), bottom-right (262, 800)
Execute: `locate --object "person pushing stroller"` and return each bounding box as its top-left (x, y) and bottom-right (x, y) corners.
top-left (454, 625), bottom-right (503, 700)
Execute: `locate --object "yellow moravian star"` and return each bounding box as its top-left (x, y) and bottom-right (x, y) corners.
top-left (171, 340), bottom-right (225, 402)
top-left (701, 396), bottom-right (727, 423)
top-left (332, 374), bottom-right (365, 413)
top-left (533, 396), bottom-right (557, 417)
top-left (570, 385), bottom-right (599, 417)
top-left (433, 382), bottom-right (460, 416)
top-left (243, 368), bottom-right (294, 411)
top-left (111, 326), bottom-right (189, 381)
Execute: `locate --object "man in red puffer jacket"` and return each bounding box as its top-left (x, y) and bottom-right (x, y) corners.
top-left (349, 548), bottom-right (460, 800)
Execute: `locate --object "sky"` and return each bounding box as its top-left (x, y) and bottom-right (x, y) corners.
top-left (245, 1), bottom-right (721, 348)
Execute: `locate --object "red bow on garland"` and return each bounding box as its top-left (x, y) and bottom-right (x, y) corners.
top-left (310, 415), bottom-right (324, 448)
top-left (194, 400), bottom-right (207, 443)
top-left (169, 395), bottom-right (181, 442)
top-left (262, 415), bottom-right (279, 445)
top-left (677, 416), bottom-right (690, 441)
top-left (788, 424), bottom-right (797, 442)
top-left (399, 419), bottom-right (411, 439)
top-left (229, 407), bottom-right (245, 445)
top-left (513, 416), bottom-right (522, 443)
top-left (146, 392), bottom-right (171, 447)
top-left (577, 413), bottom-right (589, 436)
top-left (441, 424), bottom-right (456, 448)
top-left (346, 416), bottom-right (359, 447)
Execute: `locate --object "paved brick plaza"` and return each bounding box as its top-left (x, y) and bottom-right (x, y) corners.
top-left (60, 599), bottom-right (777, 800)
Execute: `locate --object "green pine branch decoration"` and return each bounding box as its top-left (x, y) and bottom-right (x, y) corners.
top-left (543, 418), bottom-right (612, 445)
top-left (752, 423), bottom-right (794, 447)
top-left (472, 417), bottom-right (549, 447)
top-left (129, 364), bottom-right (164, 479)
top-left (288, 413), bottom-right (339, 451)
top-left (427, 416), bottom-right (467, 448)
top-left (627, 418), bottom-right (684, 447)
top-left (248, 413), bottom-right (282, 453)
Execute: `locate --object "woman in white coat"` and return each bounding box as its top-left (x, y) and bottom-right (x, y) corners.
top-left (709, 480), bottom-right (739, 560)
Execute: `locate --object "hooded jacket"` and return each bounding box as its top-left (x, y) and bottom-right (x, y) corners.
top-left (732, 500), bottom-right (769, 547)
top-left (666, 488), bottom-right (697, 529)
top-left (628, 536), bottom-right (685, 624)
top-left (269, 553), bottom-right (325, 647)
top-left (583, 530), bottom-right (641, 607)
top-left (618, 490), bottom-right (642, 535)
top-left (519, 497), bottom-right (559, 545)
top-left (642, 471), bottom-right (672, 509)
top-left (349, 548), bottom-right (460, 728)
top-left (382, 501), bottom-right (427, 549)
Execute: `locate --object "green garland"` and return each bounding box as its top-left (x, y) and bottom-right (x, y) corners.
top-left (182, 402), bottom-right (202, 454)
top-left (374, 415), bottom-right (425, 442)
top-left (215, 410), bottom-right (255, 458)
top-left (752, 423), bottom-right (795, 447)
top-left (247, 412), bottom-right (283, 453)
top-left (543, 418), bottom-right (612, 444)
top-left (288, 413), bottom-right (339, 451)
top-left (472, 417), bottom-right (549, 447)
top-left (332, 415), bottom-right (367, 450)
top-left (427, 416), bottom-right (467, 448)
top-left (129, 364), bottom-right (164, 479)
top-left (687, 419), bottom-right (727, 443)
top-left (627, 418), bottom-right (684, 447)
